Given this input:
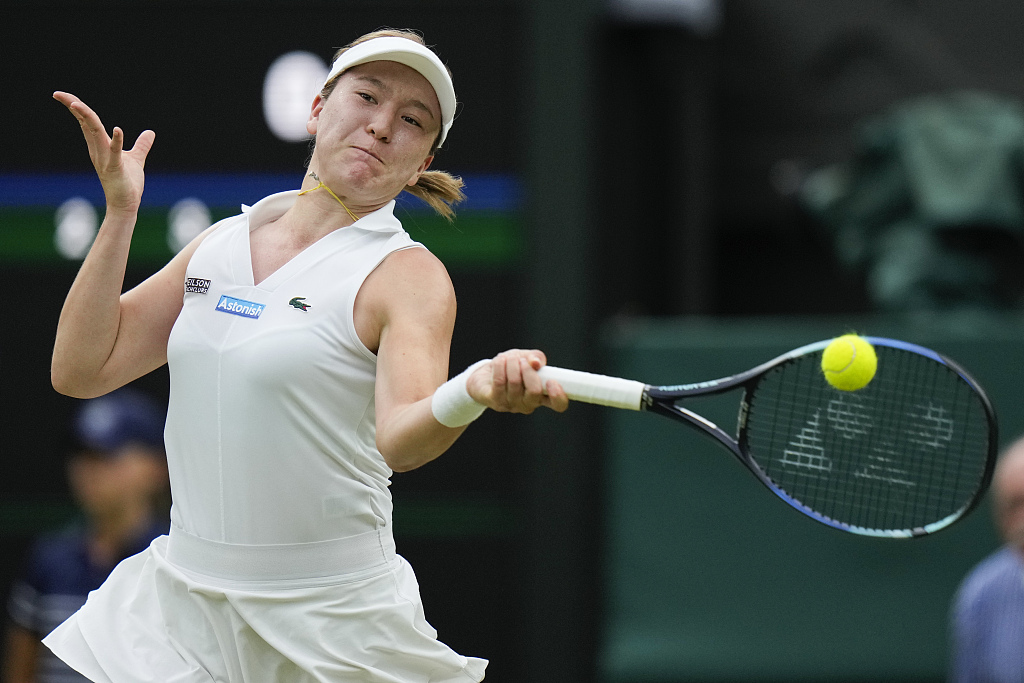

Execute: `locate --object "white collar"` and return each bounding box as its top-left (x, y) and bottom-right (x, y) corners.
top-left (240, 189), bottom-right (403, 234)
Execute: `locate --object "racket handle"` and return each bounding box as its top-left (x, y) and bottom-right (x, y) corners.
top-left (538, 366), bottom-right (646, 411)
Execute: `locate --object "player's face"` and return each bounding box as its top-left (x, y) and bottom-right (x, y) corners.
top-left (307, 61), bottom-right (440, 207)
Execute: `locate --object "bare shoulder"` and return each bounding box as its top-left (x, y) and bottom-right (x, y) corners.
top-left (380, 245), bottom-right (451, 282)
top-left (355, 247), bottom-right (456, 353)
top-left (366, 246), bottom-right (455, 305)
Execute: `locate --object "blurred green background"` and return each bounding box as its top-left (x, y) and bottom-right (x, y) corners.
top-left (5, 1), bottom-right (1024, 682)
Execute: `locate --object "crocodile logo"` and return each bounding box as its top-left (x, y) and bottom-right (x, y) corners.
top-left (289, 297), bottom-right (311, 312)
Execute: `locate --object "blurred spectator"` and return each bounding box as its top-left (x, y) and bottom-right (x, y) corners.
top-left (3, 389), bottom-right (168, 683)
top-left (950, 435), bottom-right (1024, 683)
top-left (802, 91), bottom-right (1024, 311)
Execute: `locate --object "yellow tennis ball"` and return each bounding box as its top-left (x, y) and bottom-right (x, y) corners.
top-left (821, 334), bottom-right (877, 391)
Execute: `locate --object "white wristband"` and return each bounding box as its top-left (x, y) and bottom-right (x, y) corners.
top-left (431, 359), bottom-right (490, 428)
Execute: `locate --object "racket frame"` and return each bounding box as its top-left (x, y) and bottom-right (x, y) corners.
top-left (634, 337), bottom-right (998, 538)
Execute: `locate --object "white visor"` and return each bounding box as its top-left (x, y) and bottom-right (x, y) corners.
top-left (324, 37), bottom-right (456, 147)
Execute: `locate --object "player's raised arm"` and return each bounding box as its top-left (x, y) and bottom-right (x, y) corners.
top-left (50, 92), bottom-right (191, 398)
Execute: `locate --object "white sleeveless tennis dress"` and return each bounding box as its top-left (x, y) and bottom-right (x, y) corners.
top-left (43, 190), bottom-right (488, 682)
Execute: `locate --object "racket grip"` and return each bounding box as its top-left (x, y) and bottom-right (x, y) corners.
top-left (537, 366), bottom-right (646, 411)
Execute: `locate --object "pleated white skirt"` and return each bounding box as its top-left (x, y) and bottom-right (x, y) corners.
top-left (43, 529), bottom-right (487, 682)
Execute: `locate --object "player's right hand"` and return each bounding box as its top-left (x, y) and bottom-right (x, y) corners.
top-left (467, 349), bottom-right (569, 415)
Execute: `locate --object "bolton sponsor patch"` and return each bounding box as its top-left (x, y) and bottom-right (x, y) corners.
top-left (215, 295), bottom-right (266, 319)
top-left (185, 277), bottom-right (211, 294)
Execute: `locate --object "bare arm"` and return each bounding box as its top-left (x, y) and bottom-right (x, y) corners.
top-left (359, 249), bottom-right (567, 472)
top-left (50, 92), bottom-right (205, 397)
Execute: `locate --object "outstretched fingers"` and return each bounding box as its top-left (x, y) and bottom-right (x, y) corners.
top-left (54, 91), bottom-right (121, 173)
top-left (54, 92), bottom-right (154, 162)
top-left (130, 129), bottom-right (156, 166)
top-left (53, 91), bottom-right (155, 212)
top-left (54, 92), bottom-right (109, 143)
top-left (112, 126), bottom-right (156, 168)
top-left (110, 126), bottom-right (124, 154)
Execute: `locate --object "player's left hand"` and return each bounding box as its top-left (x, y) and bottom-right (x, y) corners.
top-left (53, 91), bottom-right (155, 215)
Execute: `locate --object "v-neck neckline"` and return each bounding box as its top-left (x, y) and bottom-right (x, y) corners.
top-left (232, 190), bottom-right (403, 291)
top-left (247, 224), bottom-right (344, 290)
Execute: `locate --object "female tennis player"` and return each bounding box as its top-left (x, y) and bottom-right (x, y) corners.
top-left (45, 28), bottom-right (567, 682)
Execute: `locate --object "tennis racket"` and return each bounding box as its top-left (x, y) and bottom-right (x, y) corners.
top-left (538, 337), bottom-right (997, 538)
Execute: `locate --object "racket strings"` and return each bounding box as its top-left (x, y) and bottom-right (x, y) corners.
top-left (743, 348), bottom-right (990, 534)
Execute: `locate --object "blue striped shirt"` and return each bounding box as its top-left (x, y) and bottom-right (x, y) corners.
top-left (951, 546), bottom-right (1024, 683)
top-left (6, 521), bottom-right (167, 683)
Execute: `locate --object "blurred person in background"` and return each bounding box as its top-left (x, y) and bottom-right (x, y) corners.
top-left (950, 435), bottom-right (1024, 683)
top-left (3, 389), bottom-right (168, 683)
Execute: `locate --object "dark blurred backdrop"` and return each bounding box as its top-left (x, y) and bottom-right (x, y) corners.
top-left (3, 1), bottom-right (1024, 682)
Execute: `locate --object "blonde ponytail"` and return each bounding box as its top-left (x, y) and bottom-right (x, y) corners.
top-left (405, 171), bottom-right (465, 221)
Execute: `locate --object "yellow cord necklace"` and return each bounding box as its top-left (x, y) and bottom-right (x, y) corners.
top-left (297, 171), bottom-right (360, 223)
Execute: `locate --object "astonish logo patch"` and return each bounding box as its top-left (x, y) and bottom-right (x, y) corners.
top-left (215, 295), bottom-right (266, 319)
